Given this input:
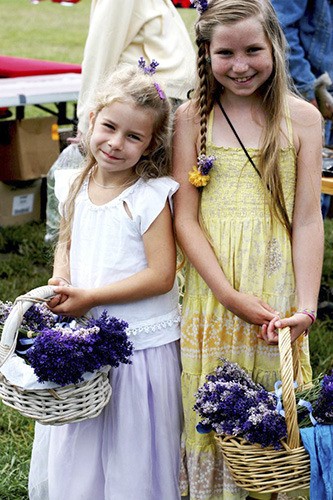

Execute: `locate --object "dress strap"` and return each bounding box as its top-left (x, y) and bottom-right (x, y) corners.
top-left (284, 102), bottom-right (293, 144)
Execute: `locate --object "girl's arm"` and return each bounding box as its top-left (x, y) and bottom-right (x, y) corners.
top-left (47, 217), bottom-right (72, 307)
top-left (47, 203), bottom-right (176, 317)
top-left (172, 103), bottom-right (278, 325)
top-left (263, 98), bottom-right (324, 343)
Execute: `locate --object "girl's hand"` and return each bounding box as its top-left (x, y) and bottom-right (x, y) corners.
top-left (47, 276), bottom-right (70, 308)
top-left (259, 313), bottom-right (312, 345)
top-left (227, 291), bottom-right (279, 325)
top-left (47, 286), bottom-right (92, 317)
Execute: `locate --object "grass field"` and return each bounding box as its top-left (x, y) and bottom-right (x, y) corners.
top-left (0, 2), bottom-right (332, 499)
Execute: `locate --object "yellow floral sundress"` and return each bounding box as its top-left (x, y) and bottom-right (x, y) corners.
top-left (180, 109), bottom-right (312, 500)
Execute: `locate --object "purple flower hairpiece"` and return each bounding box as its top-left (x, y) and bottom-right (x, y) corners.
top-left (154, 82), bottom-right (166, 100)
top-left (189, 154), bottom-right (216, 187)
top-left (138, 57), bottom-right (166, 100)
top-left (191, 0), bottom-right (209, 14)
top-left (138, 57), bottom-right (159, 75)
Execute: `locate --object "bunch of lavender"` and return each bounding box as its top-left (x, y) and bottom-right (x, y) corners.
top-left (312, 370), bottom-right (333, 424)
top-left (26, 310), bottom-right (133, 387)
top-left (194, 359), bottom-right (287, 449)
top-left (0, 301), bottom-right (57, 359)
top-left (0, 300), bottom-right (57, 333)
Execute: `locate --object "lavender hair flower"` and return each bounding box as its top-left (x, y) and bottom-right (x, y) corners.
top-left (191, 0), bottom-right (209, 14)
top-left (138, 57), bottom-right (159, 75)
top-left (154, 82), bottom-right (166, 100)
top-left (189, 154), bottom-right (216, 187)
top-left (197, 154), bottom-right (216, 175)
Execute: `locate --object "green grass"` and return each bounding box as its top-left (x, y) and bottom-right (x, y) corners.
top-left (0, 0), bottom-right (90, 63)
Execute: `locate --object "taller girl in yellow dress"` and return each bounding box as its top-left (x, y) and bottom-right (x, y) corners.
top-left (173, 0), bottom-right (324, 499)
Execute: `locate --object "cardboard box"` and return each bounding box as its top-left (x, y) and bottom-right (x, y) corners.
top-left (0, 180), bottom-right (42, 226)
top-left (0, 117), bottom-right (60, 181)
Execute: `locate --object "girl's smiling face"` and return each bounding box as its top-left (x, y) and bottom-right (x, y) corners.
top-left (209, 16), bottom-right (273, 98)
top-left (90, 100), bottom-right (154, 177)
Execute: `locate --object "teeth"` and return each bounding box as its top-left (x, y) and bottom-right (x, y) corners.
top-left (235, 77), bottom-right (250, 82)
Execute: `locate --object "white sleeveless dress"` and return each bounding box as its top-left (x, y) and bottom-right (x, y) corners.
top-left (29, 174), bottom-right (183, 500)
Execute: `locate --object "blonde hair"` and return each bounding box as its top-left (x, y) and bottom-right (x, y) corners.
top-left (58, 65), bottom-right (172, 249)
top-left (192, 0), bottom-right (296, 236)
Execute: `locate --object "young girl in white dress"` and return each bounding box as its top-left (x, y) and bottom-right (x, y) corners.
top-left (28, 62), bottom-right (182, 500)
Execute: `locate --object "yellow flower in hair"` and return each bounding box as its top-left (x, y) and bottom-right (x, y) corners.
top-left (188, 154), bottom-right (216, 187)
top-left (189, 166), bottom-right (210, 187)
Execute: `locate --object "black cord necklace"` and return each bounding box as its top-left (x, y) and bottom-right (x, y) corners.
top-left (216, 99), bottom-right (292, 235)
top-left (216, 99), bottom-right (262, 180)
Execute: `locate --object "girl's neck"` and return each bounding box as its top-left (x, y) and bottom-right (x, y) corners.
top-left (220, 90), bottom-right (263, 114)
top-left (213, 93), bottom-right (265, 149)
top-left (88, 165), bottom-right (139, 206)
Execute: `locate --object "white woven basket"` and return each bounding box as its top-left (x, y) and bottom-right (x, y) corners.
top-left (0, 285), bottom-right (112, 425)
top-left (215, 327), bottom-right (310, 494)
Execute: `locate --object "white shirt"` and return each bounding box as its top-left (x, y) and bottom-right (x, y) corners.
top-left (55, 172), bottom-right (181, 350)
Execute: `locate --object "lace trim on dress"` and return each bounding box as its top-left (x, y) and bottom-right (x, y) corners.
top-left (126, 311), bottom-right (181, 336)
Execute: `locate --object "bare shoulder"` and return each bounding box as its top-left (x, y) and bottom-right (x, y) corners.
top-left (174, 100), bottom-right (200, 152)
top-left (288, 95), bottom-right (322, 126)
top-left (175, 100), bottom-right (200, 129)
top-left (287, 95), bottom-right (322, 151)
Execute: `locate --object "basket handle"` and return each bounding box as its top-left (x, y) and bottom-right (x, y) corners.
top-left (278, 326), bottom-right (302, 449)
top-left (0, 285), bottom-right (56, 367)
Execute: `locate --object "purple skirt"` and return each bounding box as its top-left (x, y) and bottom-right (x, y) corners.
top-left (29, 341), bottom-right (182, 500)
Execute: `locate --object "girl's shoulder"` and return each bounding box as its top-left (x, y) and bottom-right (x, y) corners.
top-left (287, 95), bottom-right (323, 151)
top-left (174, 100), bottom-right (201, 154)
top-left (54, 168), bottom-right (84, 204)
top-left (128, 177), bottom-right (179, 209)
top-left (131, 176), bottom-right (179, 198)
top-left (174, 100), bottom-right (200, 130)
top-left (125, 177), bottom-right (179, 234)
top-left (287, 94), bottom-right (322, 127)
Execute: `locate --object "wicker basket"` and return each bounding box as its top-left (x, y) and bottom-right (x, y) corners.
top-left (0, 285), bottom-right (112, 425)
top-left (215, 327), bottom-right (310, 494)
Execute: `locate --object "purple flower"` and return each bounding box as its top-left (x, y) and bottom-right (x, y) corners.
top-left (191, 0), bottom-right (208, 14)
top-left (313, 370), bottom-right (333, 424)
top-left (25, 310), bottom-right (133, 387)
top-left (138, 57), bottom-right (159, 75)
top-left (0, 301), bottom-right (58, 359)
top-left (154, 82), bottom-right (166, 100)
top-left (197, 154), bottom-right (216, 175)
top-left (194, 359), bottom-right (287, 449)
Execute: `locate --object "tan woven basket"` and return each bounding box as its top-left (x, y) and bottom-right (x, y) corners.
top-left (0, 285), bottom-right (112, 425)
top-left (215, 327), bottom-right (310, 494)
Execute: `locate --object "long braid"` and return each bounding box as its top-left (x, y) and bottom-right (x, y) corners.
top-left (197, 41), bottom-right (209, 156)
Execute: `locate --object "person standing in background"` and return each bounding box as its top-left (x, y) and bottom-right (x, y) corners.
top-left (77, 0), bottom-right (197, 135)
top-left (271, 0), bottom-right (333, 217)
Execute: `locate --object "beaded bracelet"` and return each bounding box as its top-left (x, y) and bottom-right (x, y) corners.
top-left (294, 308), bottom-right (316, 324)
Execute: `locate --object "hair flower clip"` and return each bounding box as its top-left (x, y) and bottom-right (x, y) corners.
top-left (191, 0), bottom-right (209, 14)
top-left (138, 57), bottom-right (159, 75)
top-left (189, 154), bottom-right (216, 187)
top-left (138, 57), bottom-right (166, 100)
